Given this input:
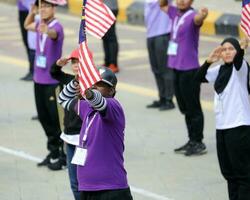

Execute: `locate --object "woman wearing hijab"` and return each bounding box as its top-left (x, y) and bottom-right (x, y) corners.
top-left (196, 37), bottom-right (250, 200)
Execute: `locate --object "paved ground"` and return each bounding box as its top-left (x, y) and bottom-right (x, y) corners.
top-left (0, 2), bottom-right (249, 200)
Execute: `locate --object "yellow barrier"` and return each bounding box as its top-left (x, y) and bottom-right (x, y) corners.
top-left (201, 11), bottom-right (222, 35)
top-left (68, 0), bottom-right (134, 22)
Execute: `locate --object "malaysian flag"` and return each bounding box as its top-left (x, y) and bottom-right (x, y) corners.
top-left (77, 0), bottom-right (101, 93)
top-left (85, 0), bottom-right (116, 39)
top-left (241, 0), bottom-right (250, 37)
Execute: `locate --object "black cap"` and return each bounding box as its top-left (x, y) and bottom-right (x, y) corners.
top-left (97, 66), bottom-right (117, 87)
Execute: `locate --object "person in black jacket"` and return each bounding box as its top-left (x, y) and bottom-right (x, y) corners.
top-left (50, 49), bottom-right (82, 200)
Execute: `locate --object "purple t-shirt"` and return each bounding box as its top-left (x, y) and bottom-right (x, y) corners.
top-left (144, 0), bottom-right (172, 38)
top-left (17, 0), bottom-right (28, 11)
top-left (34, 19), bottom-right (64, 84)
top-left (168, 6), bottom-right (200, 71)
top-left (17, 0), bottom-right (35, 10)
top-left (76, 98), bottom-right (129, 191)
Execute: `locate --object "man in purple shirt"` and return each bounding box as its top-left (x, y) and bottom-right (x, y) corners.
top-left (160, 0), bottom-right (208, 156)
top-left (58, 67), bottom-right (133, 200)
top-left (24, 0), bottom-right (66, 168)
top-left (144, 0), bottom-right (175, 110)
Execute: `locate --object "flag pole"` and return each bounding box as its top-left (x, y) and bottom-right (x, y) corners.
top-left (39, 0), bottom-right (41, 19)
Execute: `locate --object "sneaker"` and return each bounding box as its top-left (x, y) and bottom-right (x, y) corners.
top-left (146, 100), bottom-right (161, 108)
top-left (185, 142), bottom-right (207, 156)
top-left (20, 73), bottom-right (33, 81)
top-left (37, 154), bottom-right (51, 167)
top-left (159, 100), bottom-right (175, 111)
top-left (47, 157), bottom-right (67, 171)
top-left (174, 141), bottom-right (192, 154)
top-left (109, 64), bottom-right (119, 73)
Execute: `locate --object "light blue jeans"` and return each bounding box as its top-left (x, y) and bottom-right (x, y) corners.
top-left (66, 144), bottom-right (81, 200)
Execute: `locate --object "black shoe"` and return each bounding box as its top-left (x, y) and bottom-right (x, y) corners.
top-left (47, 157), bottom-right (67, 171)
top-left (174, 141), bottom-right (192, 154)
top-left (146, 100), bottom-right (161, 108)
top-left (37, 154), bottom-right (51, 167)
top-left (31, 115), bottom-right (39, 120)
top-left (185, 142), bottom-right (207, 156)
top-left (20, 73), bottom-right (33, 81)
top-left (159, 100), bottom-right (175, 111)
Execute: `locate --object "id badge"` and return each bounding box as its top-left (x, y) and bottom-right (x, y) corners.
top-left (167, 41), bottom-right (178, 56)
top-left (36, 55), bottom-right (47, 68)
top-left (71, 147), bottom-right (87, 166)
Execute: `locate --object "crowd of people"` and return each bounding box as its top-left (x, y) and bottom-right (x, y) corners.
top-left (16, 0), bottom-right (250, 200)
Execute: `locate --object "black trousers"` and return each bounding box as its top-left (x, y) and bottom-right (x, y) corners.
top-left (173, 69), bottom-right (204, 142)
top-left (18, 10), bottom-right (34, 75)
top-left (102, 10), bottom-right (119, 66)
top-left (216, 126), bottom-right (250, 200)
top-left (28, 49), bottom-right (35, 75)
top-left (18, 10), bottom-right (29, 53)
top-left (34, 83), bottom-right (62, 158)
top-left (80, 188), bottom-right (133, 200)
top-left (147, 34), bottom-right (174, 101)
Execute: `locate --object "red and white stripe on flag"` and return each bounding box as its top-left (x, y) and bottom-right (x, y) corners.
top-left (85, 0), bottom-right (116, 39)
top-left (241, 3), bottom-right (250, 37)
top-left (78, 42), bottom-right (101, 93)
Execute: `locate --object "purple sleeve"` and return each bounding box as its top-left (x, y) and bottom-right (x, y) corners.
top-left (53, 23), bottom-right (64, 41)
top-left (191, 11), bottom-right (202, 28)
top-left (167, 5), bottom-right (178, 20)
top-left (102, 98), bottom-right (125, 126)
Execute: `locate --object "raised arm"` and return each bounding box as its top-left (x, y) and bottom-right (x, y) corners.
top-left (24, 4), bottom-right (38, 31)
top-left (195, 46), bottom-right (222, 82)
top-left (58, 80), bottom-right (108, 115)
top-left (85, 89), bottom-right (107, 114)
top-left (39, 22), bottom-right (58, 39)
top-left (58, 79), bottom-right (79, 111)
top-left (194, 7), bottom-right (208, 26)
top-left (50, 58), bottom-right (73, 84)
top-left (233, 37), bottom-right (248, 70)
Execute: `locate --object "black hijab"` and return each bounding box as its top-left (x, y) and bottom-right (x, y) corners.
top-left (214, 37), bottom-right (244, 94)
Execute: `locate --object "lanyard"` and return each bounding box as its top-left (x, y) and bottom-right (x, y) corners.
top-left (38, 19), bottom-right (58, 54)
top-left (81, 112), bottom-right (97, 147)
top-left (172, 10), bottom-right (193, 40)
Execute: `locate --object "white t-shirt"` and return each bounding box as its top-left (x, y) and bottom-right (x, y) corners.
top-left (60, 132), bottom-right (79, 146)
top-left (205, 60), bottom-right (250, 129)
